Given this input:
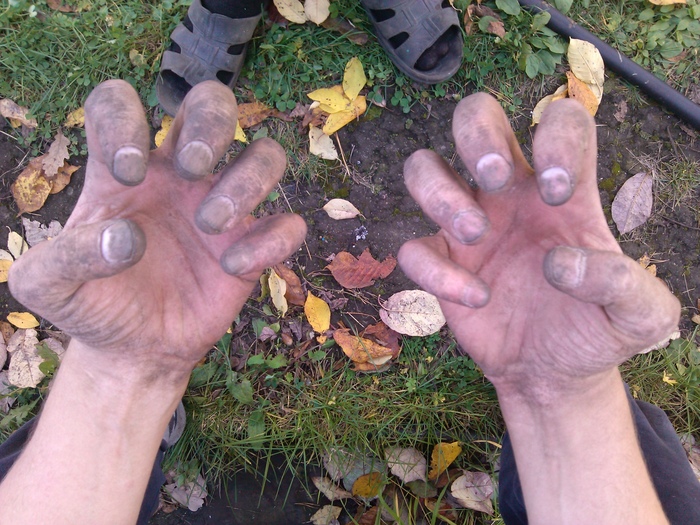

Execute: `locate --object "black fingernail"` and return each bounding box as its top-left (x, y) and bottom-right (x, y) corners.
top-left (101, 221), bottom-right (136, 263)
top-left (221, 247), bottom-right (250, 276)
top-left (176, 140), bottom-right (214, 180)
top-left (462, 282), bottom-right (490, 307)
top-left (196, 195), bottom-right (236, 234)
top-left (540, 167), bottom-right (573, 205)
top-left (475, 153), bottom-right (512, 192)
top-left (452, 210), bottom-right (489, 244)
top-left (113, 146), bottom-right (146, 186)
top-left (545, 247), bottom-right (586, 287)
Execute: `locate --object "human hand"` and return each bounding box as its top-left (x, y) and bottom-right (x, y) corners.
top-left (398, 93), bottom-right (679, 400)
top-left (8, 80), bottom-right (306, 381)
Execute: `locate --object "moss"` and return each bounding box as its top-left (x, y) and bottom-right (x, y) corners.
top-left (364, 105), bottom-right (383, 121)
top-left (611, 161), bottom-right (622, 177)
top-left (599, 177), bottom-right (617, 192)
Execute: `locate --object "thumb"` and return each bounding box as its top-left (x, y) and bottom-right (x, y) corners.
top-left (544, 246), bottom-right (680, 348)
top-left (8, 220), bottom-right (145, 318)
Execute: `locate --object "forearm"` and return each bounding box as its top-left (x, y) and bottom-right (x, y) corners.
top-left (497, 368), bottom-right (668, 525)
top-left (0, 341), bottom-right (189, 525)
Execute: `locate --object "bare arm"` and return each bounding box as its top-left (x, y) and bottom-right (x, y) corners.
top-left (0, 80), bottom-right (306, 525)
top-left (398, 94), bottom-right (678, 524)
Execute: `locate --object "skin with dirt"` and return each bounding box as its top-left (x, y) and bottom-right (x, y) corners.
top-left (0, 79), bottom-right (698, 523)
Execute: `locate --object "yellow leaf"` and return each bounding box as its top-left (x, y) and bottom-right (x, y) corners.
top-left (663, 371), bottom-right (678, 385)
top-left (50, 162), bottom-right (79, 195)
top-left (7, 312), bottom-right (39, 329)
top-left (531, 94), bottom-right (554, 126)
top-left (428, 441), bottom-right (462, 480)
top-left (343, 58), bottom-right (366, 101)
top-left (305, 292), bottom-right (330, 334)
top-left (273, 0), bottom-right (307, 24)
top-left (648, 0), bottom-right (685, 4)
top-left (309, 126), bottom-right (338, 160)
top-left (566, 71), bottom-right (600, 117)
top-left (333, 328), bottom-right (393, 365)
top-left (323, 95), bottom-right (366, 135)
top-left (308, 87), bottom-right (352, 114)
top-left (567, 38), bottom-right (604, 92)
top-left (64, 107), bottom-right (85, 128)
top-left (351, 472), bottom-right (383, 498)
top-left (268, 268), bottom-right (288, 317)
top-left (155, 115), bottom-right (173, 148)
top-left (304, 0), bottom-right (330, 25)
top-left (0, 99), bottom-right (38, 129)
top-left (551, 84), bottom-right (568, 101)
top-left (235, 120), bottom-right (247, 143)
top-left (8, 231), bottom-right (28, 259)
top-left (11, 157), bottom-right (52, 215)
top-left (0, 259), bottom-right (12, 283)
top-left (692, 314), bottom-right (700, 325)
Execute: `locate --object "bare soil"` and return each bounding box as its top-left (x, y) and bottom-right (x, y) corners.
top-left (1, 76), bottom-right (699, 523)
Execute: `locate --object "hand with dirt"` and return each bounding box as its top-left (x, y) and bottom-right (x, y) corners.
top-left (8, 79), bottom-right (306, 379)
top-left (0, 80), bottom-right (306, 525)
top-left (399, 93), bottom-right (678, 524)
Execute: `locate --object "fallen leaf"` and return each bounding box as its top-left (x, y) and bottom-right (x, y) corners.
top-left (0, 250), bottom-right (11, 261)
top-left (309, 126), bottom-right (339, 160)
top-left (155, 115), bottom-right (173, 148)
top-left (428, 442), bottom-right (462, 480)
top-left (42, 131), bottom-right (70, 180)
top-left (22, 218), bottom-right (63, 247)
top-left (305, 292), bottom-right (331, 334)
top-left (0, 259), bottom-right (11, 283)
top-left (308, 87), bottom-right (352, 113)
top-left (7, 328), bottom-right (44, 388)
top-left (566, 71), bottom-right (600, 116)
top-left (327, 248), bottom-right (396, 289)
top-left (354, 506), bottom-right (379, 525)
top-left (0, 331), bottom-right (6, 369)
top-left (637, 253), bottom-right (657, 277)
top-left (648, 0), bottom-right (685, 4)
top-left (0, 371), bottom-right (14, 414)
top-left (380, 290), bottom-right (446, 336)
top-left (434, 467), bottom-right (463, 489)
top-left (273, 264), bottom-right (306, 306)
top-left (11, 157), bottom-right (53, 214)
top-left (362, 321), bottom-right (400, 359)
top-left (611, 172), bottom-right (653, 234)
top-left (423, 498), bottom-right (458, 521)
top-left (312, 476), bottom-right (354, 501)
top-left (531, 94), bottom-right (554, 126)
top-left (7, 312), bottom-right (39, 329)
top-left (692, 314), bottom-right (700, 324)
top-left (567, 38), bottom-right (604, 93)
top-left (614, 99), bottom-right (628, 123)
top-left (352, 472), bottom-right (384, 499)
top-left (0, 322), bottom-right (15, 345)
top-left (450, 471), bottom-right (494, 514)
top-left (321, 17), bottom-right (369, 45)
top-left (310, 505), bottom-right (342, 525)
top-left (343, 57), bottom-right (366, 101)
top-left (305, 0), bottom-right (330, 25)
top-left (273, 0), bottom-right (307, 24)
top-left (663, 370), bottom-right (678, 385)
top-left (50, 162), bottom-right (79, 194)
top-left (8, 231), bottom-right (28, 259)
top-left (323, 198), bottom-right (362, 220)
top-left (47, 0), bottom-right (77, 12)
top-left (334, 328), bottom-right (394, 365)
top-left (551, 84), bottom-right (569, 101)
top-left (129, 49), bottom-right (147, 68)
top-left (323, 95), bottom-right (366, 135)
top-left (406, 479), bottom-right (437, 498)
top-left (465, 4), bottom-right (505, 37)
top-left (268, 268), bottom-right (288, 317)
top-left (323, 448), bottom-right (356, 481)
top-left (235, 120), bottom-right (247, 143)
top-left (237, 101), bottom-right (273, 128)
top-left (163, 472), bottom-right (208, 512)
top-left (0, 99), bottom-right (37, 129)
top-left (385, 447), bottom-right (427, 483)
top-left (64, 107), bottom-right (85, 128)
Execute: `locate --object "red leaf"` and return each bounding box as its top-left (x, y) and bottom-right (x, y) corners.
top-left (326, 248), bottom-right (396, 289)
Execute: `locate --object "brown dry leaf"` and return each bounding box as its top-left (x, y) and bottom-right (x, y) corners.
top-left (362, 321), bottom-right (400, 359)
top-left (0, 331), bottom-right (6, 369)
top-left (43, 131), bottom-right (70, 180)
top-left (8, 312), bottom-right (39, 329)
top-left (237, 101), bottom-right (273, 129)
top-left (352, 472), bottom-right (384, 499)
top-left (450, 471), bottom-right (494, 514)
top-left (385, 447), bottom-right (427, 483)
top-left (611, 172), bottom-right (653, 234)
top-left (637, 254), bottom-right (657, 277)
top-left (465, 4), bottom-right (505, 37)
top-left (312, 476), bottom-right (354, 501)
top-left (614, 99), bottom-right (628, 123)
top-left (268, 268), bottom-right (288, 317)
top-left (0, 99), bottom-right (37, 129)
top-left (305, 0), bottom-right (330, 25)
top-left (334, 328), bottom-right (394, 365)
top-left (566, 71), bottom-right (599, 116)
top-left (321, 17), bottom-right (369, 45)
top-left (309, 126), bottom-right (339, 160)
top-left (0, 322), bottom-right (15, 345)
top-left (50, 162), bottom-right (79, 194)
top-left (305, 292), bottom-right (331, 334)
top-left (327, 248), bottom-right (396, 289)
top-left (310, 505), bottom-right (342, 525)
top-left (47, 0), bottom-right (77, 11)
top-left (0, 260), bottom-right (12, 284)
top-left (163, 472), bottom-right (208, 512)
top-left (380, 290), bottom-right (445, 336)
top-left (354, 505), bottom-right (379, 525)
top-left (423, 498), bottom-right (458, 521)
top-left (428, 442), bottom-right (462, 480)
top-left (23, 218), bottom-right (63, 246)
top-left (434, 467), bottom-right (463, 489)
top-left (692, 314), bottom-right (700, 324)
top-left (7, 328), bottom-right (44, 388)
top-left (12, 156), bottom-right (53, 215)
top-left (273, 264), bottom-right (305, 306)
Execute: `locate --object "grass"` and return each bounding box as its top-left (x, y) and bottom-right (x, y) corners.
top-left (1, 0), bottom-right (700, 522)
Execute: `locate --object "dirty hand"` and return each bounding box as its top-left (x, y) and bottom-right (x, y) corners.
top-left (8, 80), bottom-right (306, 380)
top-left (398, 93), bottom-right (679, 398)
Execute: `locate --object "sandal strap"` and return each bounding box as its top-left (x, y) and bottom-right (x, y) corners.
top-left (188, 0), bottom-right (260, 45)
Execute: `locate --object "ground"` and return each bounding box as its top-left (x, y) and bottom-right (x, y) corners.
top-left (0, 75), bottom-right (699, 523)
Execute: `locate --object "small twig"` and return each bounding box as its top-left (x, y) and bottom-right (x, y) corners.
top-left (659, 215), bottom-right (700, 231)
top-left (666, 126), bottom-right (681, 159)
top-left (334, 133), bottom-right (352, 182)
top-left (277, 182), bottom-right (312, 262)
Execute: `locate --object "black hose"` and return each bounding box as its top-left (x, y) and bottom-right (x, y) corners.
top-left (518, 0), bottom-right (700, 130)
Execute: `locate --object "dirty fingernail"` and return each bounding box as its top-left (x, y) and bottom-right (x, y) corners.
top-left (462, 282), bottom-right (490, 308)
top-left (221, 247), bottom-right (251, 276)
top-left (452, 209), bottom-right (489, 244)
top-left (101, 220), bottom-right (142, 263)
top-left (475, 153), bottom-right (512, 192)
top-left (539, 167), bottom-right (573, 205)
top-left (544, 247), bottom-right (586, 288)
top-left (196, 195), bottom-right (236, 234)
top-left (113, 146), bottom-right (146, 186)
top-left (176, 140), bottom-right (214, 180)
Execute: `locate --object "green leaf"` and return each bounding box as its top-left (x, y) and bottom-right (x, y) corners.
top-left (495, 0), bottom-right (521, 16)
top-left (247, 354), bottom-right (266, 367)
top-left (266, 354), bottom-right (288, 369)
top-left (189, 361), bottom-right (220, 389)
top-left (531, 11), bottom-right (551, 31)
top-left (36, 342), bottom-right (60, 376)
top-left (309, 349), bottom-right (327, 362)
top-left (216, 333), bottom-right (232, 354)
top-left (227, 377), bottom-right (254, 404)
top-left (478, 15), bottom-right (498, 33)
top-left (406, 480), bottom-right (437, 498)
top-left (251, 318), bottom-right (268, 338)
top-left (248, 409), bottom-right (266, 450)
top-left (553, 0), bottom-right (572, 15)
top-left (525, 53), bottom-right (543, 78)
top-left (692, 5), bottom-right (700, 19)
top-left (639, 8), bottom-right (656, 22)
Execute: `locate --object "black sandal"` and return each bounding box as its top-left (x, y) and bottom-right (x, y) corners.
top-left (156, 0), bottom-right (261, 116)
top-left (360, 0), bottom-right (463, 84)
